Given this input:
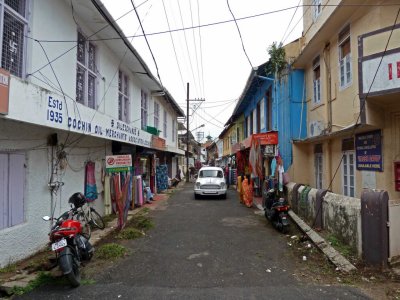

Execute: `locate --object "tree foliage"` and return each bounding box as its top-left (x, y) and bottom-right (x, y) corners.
top-left (265, 42), bottom-right (286, 78)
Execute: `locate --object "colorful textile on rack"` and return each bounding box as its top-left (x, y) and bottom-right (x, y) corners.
top-left (104, 175), bottom-right (112, 215)
top-left (84, 161), bottom-right (98, 201)
top-left (242, 177), bottom-right (253, 208)
top-left (156, 164), bottom-right (169, 192)
top-left (135, 176), bottom-right (143, 206)
top-left (237, 176), bottom-right (244, 203)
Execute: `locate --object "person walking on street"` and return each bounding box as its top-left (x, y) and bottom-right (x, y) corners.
top-left (225, 163), bottom-right (230, 189)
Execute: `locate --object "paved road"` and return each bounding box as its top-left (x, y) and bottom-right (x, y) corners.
top-left (18, 183), bottom-right (369, 299)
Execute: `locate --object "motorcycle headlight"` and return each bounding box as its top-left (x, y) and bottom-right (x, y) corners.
top-left (195, 182), bottom-right (201, 189)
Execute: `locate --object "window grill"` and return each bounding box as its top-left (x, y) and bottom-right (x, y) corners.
top-left (118, 71), bottom-right (129, 123)
top-left (5, 0), bottom-right (26, 16)
top-left (76, 31), bottom-right (97, 109)
top-left (1, 9), bottom-right (25, 77)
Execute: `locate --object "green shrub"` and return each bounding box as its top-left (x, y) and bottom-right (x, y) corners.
top-left (96, 243), bottom-right (126, 260)
top-left (117, 228), bottom-right (144, 240)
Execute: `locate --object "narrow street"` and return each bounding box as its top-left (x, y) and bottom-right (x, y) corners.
top-left (18, 183), bottom-right (369, 299)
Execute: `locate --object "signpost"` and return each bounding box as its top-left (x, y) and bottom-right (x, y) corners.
top-left (105, 154), bottom-right (132, 173)
top-left (355, 130), bottom-right (383, 172)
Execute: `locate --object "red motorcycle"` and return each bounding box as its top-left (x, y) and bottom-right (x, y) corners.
top-left (43, 197), bottom-right (94, 287)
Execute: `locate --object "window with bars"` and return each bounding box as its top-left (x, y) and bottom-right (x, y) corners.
top-left (1, 0), bottom-right (28, 78)
top-left (118, 70), bottom-right (130, 123)
top-left (313, 55), bottom-right (321, 105)
top-left (339, 25), bottom-right (352, 88)
top-left (163, 109), bottom-right (168, 138)
top-left (154, 102), bottom-right (159, 129)
top-left (76, 31), bottom-right (97, 108)
top-left (342, 151), bottom-right (355, 197)
top-left (141, 90), bottom-right (148, 130)
top-left (314, 144), bottom-right (323, 189)
top-left (312, 0), bottom-right (322, 21)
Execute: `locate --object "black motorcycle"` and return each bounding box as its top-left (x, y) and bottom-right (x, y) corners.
top-left (263, 185), bottom-right (290, 233)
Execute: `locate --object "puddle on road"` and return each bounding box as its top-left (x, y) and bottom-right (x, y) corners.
top-left (221, 216), bottom-right (260, 228)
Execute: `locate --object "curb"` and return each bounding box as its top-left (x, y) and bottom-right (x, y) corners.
top-left (288, 210), bottom-right (357, 273)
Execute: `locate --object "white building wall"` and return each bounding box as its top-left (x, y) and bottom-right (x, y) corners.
top-left (0, 119), bottom-right (111, 267)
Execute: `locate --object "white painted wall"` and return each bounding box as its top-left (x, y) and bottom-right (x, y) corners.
top-left (0, 0), bottom-right (182, 267)
top-left (0, 120), bottom-right (111, 267)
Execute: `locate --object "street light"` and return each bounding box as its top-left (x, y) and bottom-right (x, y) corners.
top-left (186, 124), bottom-right (205, 183)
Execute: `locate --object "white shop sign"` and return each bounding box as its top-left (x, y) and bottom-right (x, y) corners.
top-left (362, 51), bottom-right (400, 95)
top-left (42, 93), bottom-right (152, 147)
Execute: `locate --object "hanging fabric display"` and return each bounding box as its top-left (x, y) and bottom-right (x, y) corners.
top-left (135, 175), bottom-right (144, 207)
top-left (84, 161), bottom-right (98, 201)
top-left (156, 164), bottom-right (169, 192)
top-left (104, 174), bottom-right (112, 215)
top-left (106, 154), bottom-right (133, 230)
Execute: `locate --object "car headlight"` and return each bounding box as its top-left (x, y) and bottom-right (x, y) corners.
top-left (220, 182), bottom-right (226, 189)
top-left (195, 182), bottom-right (201, 189)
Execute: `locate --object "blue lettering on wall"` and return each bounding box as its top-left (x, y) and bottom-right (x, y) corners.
top-left (67, 117), bottom-right (92, 133)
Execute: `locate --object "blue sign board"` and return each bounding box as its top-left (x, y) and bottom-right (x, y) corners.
top-left (355, 130), bottom-right (383, 171)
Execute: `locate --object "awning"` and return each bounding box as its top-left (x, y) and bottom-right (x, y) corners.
top-left (233, 131), bottom-right (278, 153)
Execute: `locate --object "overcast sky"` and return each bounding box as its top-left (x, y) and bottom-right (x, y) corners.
top-left (102, 0), bottom-right (303, 141)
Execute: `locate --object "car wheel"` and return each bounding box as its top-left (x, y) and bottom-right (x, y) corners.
top-left (221, 193), bottom-right (226, 200)
top-left (194, 193), bottom-right (199, 200)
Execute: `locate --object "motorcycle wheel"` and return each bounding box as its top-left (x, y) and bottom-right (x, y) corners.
top-left (66, 257), bottom-right (81, 287)
top-left (281, 224), bottom-right (290, 234)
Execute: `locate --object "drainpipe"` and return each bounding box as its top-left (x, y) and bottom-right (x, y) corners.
top-left (323, 43), bottom-right (332, 133)
top-left (323, 43), bottom-right (333, 187)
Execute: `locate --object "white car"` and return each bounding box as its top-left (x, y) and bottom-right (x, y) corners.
top-left (194, 166), bottom-right (227, 199)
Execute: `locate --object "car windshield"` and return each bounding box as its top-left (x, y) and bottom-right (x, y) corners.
top-left (199, 170), bottom-right (223, 178)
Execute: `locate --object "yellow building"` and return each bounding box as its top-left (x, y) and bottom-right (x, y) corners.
top-left (291, 0), bottom-right (400, 200)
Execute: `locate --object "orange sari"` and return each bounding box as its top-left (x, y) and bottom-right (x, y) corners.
top-left (242, 178), bottom-right (253, 208)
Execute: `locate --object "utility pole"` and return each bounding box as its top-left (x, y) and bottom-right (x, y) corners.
top-left (186, 82), bottom-right (189, 183)
top-left (186, 82), bottom-right (205, 183)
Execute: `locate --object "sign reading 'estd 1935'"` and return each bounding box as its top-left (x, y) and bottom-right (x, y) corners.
top-left (105, 155), bottom-right (132, 173)
top-left (355, 130), bottom-right (383, 172)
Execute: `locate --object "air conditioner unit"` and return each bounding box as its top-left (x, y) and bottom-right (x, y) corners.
top-left (309, 120), bottom-right (324, 137)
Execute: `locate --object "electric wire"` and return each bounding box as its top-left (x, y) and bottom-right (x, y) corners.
top-left (327, 7), bottom-right (400, 192)
top-left (280, 0), bottom-right (301, 45)
top-left (310, 6), bottom-right (400, 229)
top-left (176, 0), bottom-right (200, 95)
top-left (161, 0), bottom-right (186, 94)
top-left (131, 0), bottom-right (164, 89)
top-left (64, 3), bottom-right (154, 151)
top-left (27, 0), bottom-right (150, 77)
top-left (189, 0), bottom-right (202, 98)
top-left (226, 0), bottom-right (254, 69)
top-left (27, 4), bottom-right (400, 44)
top-left (196, 0), bottom-right (205, 98)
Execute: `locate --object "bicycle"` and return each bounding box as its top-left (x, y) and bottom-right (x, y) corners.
top-left (68, 193), bottom-right (106, 239)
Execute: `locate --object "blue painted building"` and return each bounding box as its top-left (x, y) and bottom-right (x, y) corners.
top-left (228, 59), bottom-right (306, 173)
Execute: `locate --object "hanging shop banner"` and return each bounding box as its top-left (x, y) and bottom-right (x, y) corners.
top-left (106, 154), bottom-right (132, 173)
top-left (0, 68), bottom-right (10, 114)
top-left (355, 130), bottom-right (383, 171)
top-left (242, 131), bottom-right (279, 149)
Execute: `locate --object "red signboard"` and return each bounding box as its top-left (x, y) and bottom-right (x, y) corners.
top-left (241, 132), bottom-right (278, 150)
top-left (254, 132), bottom-right (278, 145)
top-left (152, 136), bottom-right (166, 150)
top-left (0, 68), bottom-right (10, 114)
